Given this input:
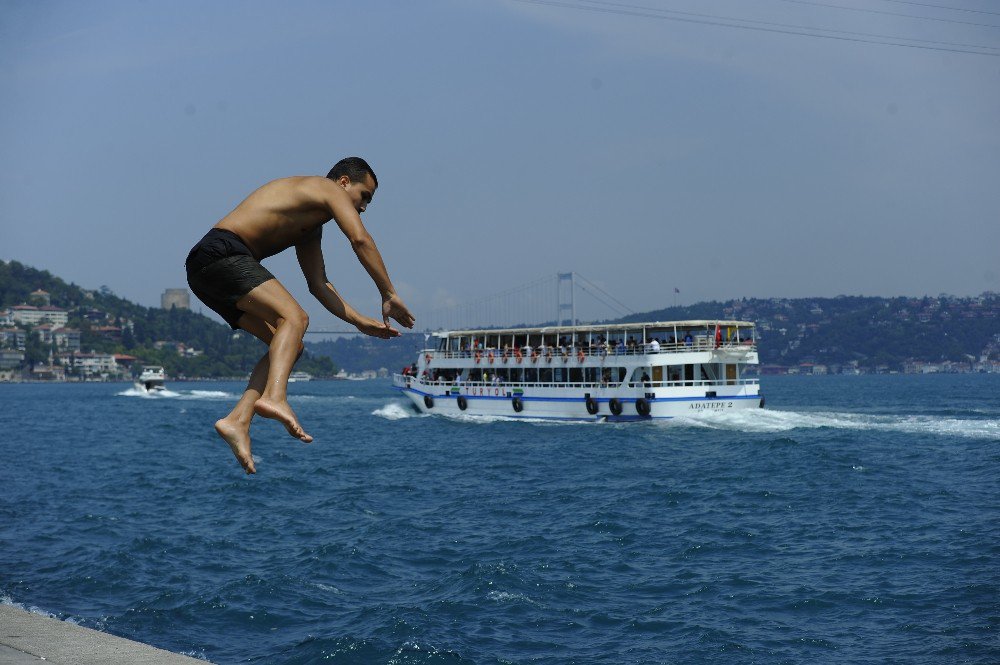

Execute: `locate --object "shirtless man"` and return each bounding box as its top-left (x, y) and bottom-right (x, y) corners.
top-left (185, 157), bottom-right (414, 474)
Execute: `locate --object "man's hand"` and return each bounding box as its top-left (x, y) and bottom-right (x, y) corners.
top-left (355, 315), bottom-right (400, 339)
top-left (382, 293), bottom-right (415, 329)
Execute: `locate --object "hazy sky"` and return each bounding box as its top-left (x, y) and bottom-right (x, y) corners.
top-left (2, 0), bottom-right (998, 329)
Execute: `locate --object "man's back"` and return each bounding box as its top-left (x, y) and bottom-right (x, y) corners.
top-left (215, 176), bottom-right (347, 260)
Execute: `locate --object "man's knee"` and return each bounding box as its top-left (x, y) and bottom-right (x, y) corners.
top-left (282, 308), bottom-right (309, 333)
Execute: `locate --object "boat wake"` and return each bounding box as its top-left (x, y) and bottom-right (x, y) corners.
top-left (372, 400), bottom-right (998, 439)
top-left (672, 408), bottom-right (999, 440)
top-left (116, 387), bottom-right (233, 400)
top-left (371, 402), bottom-right (428, 420)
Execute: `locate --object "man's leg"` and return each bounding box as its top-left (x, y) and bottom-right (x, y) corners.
top-left (234, 279), bottom-right (313, 442)
top-left (215, 351), bottom-right (268, 474)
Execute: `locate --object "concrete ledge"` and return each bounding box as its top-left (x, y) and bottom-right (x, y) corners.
top-left (0, 605), bottom-right (209, 664)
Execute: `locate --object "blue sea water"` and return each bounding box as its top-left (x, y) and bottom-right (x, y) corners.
top-left (1, 374), bottom-right (998, 664)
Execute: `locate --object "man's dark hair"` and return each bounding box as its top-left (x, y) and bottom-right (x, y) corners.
top-left (327, 157), bottom-right (377, 188)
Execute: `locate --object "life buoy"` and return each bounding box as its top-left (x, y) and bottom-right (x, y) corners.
top-left (515, 350), bottom-right (523, 364)
top-left (457, 395), bottom-right (468, 411)
top-left (424, 394), bottom-right (434, 409)
top-left (636, 398), bottom-right (651, 417)
top-left (512, 396), bottom-right (523, 413)
top-left (609, 398), bottom-right (622, 416)
top-left (488, 351), bottom-right (495, 364)
top-left (585, 397), bottom-right (599, 415)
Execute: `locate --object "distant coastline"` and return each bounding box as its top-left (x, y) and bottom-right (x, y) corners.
top-left (2, 260), bottom-right (998, 381)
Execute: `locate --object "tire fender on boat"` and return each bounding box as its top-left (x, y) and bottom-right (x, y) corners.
top-left (609, 398), bottom-right (622, 416)
top-left (424, 394), bottom-right (434, 409)
top-left (457, 395), bottom-right (468, 411)
top-left (635, 398), bottom-right (651, 417)
top-left (585, 397), bottom-right (599, 415)
top-left (512, 396), bottom-right (523, 413)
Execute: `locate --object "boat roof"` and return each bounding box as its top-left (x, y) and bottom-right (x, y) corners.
top-left (432, 320), bottom-right (755, 337)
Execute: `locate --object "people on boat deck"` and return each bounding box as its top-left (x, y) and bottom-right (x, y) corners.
top-left (649, 338), bottom-right (661, 353)
top-left (684, 332), bottom-right (694, 346)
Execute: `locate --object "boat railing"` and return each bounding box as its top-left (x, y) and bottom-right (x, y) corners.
top-left (421, 339), bottom-right (756, 362)
top-left (393, 374), bottom-right (759, 390)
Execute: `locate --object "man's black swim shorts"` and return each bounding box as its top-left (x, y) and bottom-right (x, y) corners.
top-left (185, 228), bottom-right (275, 329)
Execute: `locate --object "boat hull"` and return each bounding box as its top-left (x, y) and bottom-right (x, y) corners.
top-left (395, 380), bottom-right (762, 421)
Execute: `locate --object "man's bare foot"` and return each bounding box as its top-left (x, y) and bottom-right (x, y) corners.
top-left (253, 397), bottom-right (313, 442)
top-left (214, 418), bottom-right (256, 474)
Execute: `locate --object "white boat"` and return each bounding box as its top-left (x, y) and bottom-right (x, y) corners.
top-left (288, 371), bottom-right (313, 382)
top-left (393, 320), bottom-right (763, 421)
top-left (135, 365), bottom-right (166, 392)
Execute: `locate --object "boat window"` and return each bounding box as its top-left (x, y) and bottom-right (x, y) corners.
top-left (701, 364), bottom-right (719, 381)
top-left (569, 367), bottom-right (583, 383)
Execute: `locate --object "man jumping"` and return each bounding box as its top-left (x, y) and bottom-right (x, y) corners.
top-left (185, 157), bottom-right (414, 474)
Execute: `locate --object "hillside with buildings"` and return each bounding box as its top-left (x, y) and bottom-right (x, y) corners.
top-left (2, 260), bottom-right (997, 381)
top-left (619, 294), bottom-right (999, 374)
top-left (0, 260), bottom-right (334, 381)
top-left (311, 293), bottom-right (1000, 376)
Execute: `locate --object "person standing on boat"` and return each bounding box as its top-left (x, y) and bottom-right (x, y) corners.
top-left (185, 157), bottom-right (415, 474)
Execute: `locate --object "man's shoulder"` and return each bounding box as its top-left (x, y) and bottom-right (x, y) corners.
top-left (255, 176), bottom-right (337, 206)
top-left (265, 175), bottom-right (332, 191)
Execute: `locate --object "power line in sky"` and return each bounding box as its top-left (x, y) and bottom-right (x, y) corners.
top-left (772, 0), bottom-right (1000, 29)
top-left (510, 0), bottom-right (1000, 56)
top-left (877, 0), bottom-right (1000, 17)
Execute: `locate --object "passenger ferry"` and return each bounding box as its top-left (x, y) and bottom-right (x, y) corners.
top-left (392, 320), bottom-right (763, 421)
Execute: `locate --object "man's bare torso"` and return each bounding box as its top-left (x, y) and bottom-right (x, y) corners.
top-left (215, 177), bottom-right (332, 260)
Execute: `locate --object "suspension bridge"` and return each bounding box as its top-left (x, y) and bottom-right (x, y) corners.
top-left (303, 272), bottom-right (639, 335)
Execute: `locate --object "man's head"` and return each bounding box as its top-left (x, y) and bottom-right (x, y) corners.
top-left (327, 157), bottom-right (377, 187)
top-left (327, 157), bottom-right (378, 213)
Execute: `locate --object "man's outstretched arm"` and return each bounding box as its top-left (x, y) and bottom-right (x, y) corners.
top-left (318, 180), bottom-right (416, 329)
top-left (295, 231), bottom-right (399, 339)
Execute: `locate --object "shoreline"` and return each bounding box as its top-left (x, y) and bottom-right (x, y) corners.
top-left (0, 604), bottom-right (208, 664)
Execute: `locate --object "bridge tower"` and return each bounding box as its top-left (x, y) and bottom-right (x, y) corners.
top-left (557, 272), bottom-right (576, 327)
